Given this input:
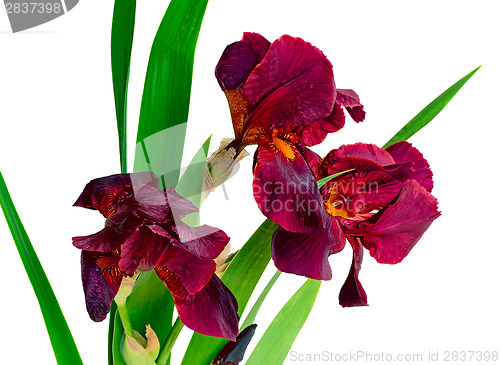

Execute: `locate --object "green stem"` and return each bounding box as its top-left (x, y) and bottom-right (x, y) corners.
top-left (116, 301), bottom-right (135, 339)
top-left (157, 317), bottom-right (184, 365)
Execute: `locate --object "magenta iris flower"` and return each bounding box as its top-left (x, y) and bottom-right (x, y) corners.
top-left (215, 33), bottom-right (365, 233)
top-left (72, 172), bottom-right (239, 340)
top-left (271, 142), bottom-right (440, 306)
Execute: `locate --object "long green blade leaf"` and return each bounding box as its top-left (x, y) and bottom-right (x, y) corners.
top-left (383, 66), bottom-right (481, 148)
top-left (111, 0), bottom-right (136, 173)
top-left (246, 279), bottom-right (322, 365)
top-left (181, 219), bottom-right (279, 365)
top-left (241, 270), bottom-right (281, 330)
top-left (0, 172), bottom-right (83, 365)
top-left (133, 0), bottom-right (209, 187)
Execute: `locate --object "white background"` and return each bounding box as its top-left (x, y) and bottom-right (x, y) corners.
top-left (1, 1), bottom-right (499, 364)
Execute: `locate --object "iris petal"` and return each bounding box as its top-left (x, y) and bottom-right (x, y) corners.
top-left (73, 172), bottom-right (158, 215)
top-left (339, 237), bottom-right (368, 307)
top-left (215, 42), bottom-right (260, 91)
top-left (81, 251), bottom-right (122, 322)
top-left (158, 245), bottom-right (216, 295)
top-left (386, 141), bottom-right (433, 192)
top-left (272, 216), bottom-right (345, 280)
top-left (328, 143), bottom-right (396, 166)
top-left (172, 222), bottom-right (230, 260)
top-left (119, 226), bottom-right (167, 275)
top-left (350, 180), bottom-right (440, 264)
top-left (156, 270), bottom-right (239, 341)
top-left (336, 89), bottom-right (365, 123)
top-left (241, 35), bottom-right (335, 139)
top-left (253, 144), bottom-right (326, 233)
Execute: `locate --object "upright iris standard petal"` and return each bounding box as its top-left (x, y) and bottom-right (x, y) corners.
top-left (241, 35), bottom-right (335, 137)
top-left (253, 143), bottom-right (326, 233)
top-left (73, 172), bottom-right (158, 215)
top-left (215, 42), bottom-right (260, 91)
top-left (73, 173), bottom-right (239, 339)
top-left (349, 180), bottom-right (440, 264)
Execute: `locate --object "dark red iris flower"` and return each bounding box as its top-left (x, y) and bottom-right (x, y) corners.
top-left (72, 172), bottom-right (239, 340)
top-left (269, 142), bottom-right (440, 306)
top-left (215, 33), bottom-right (365, 233)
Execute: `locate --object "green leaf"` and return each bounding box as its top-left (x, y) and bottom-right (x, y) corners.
top-left (241, 270), bottom-right (281, 330)
top-left (245, 279), bottom-right (322, 365)
top-left (317, 169), bottom-right (355, 188)
top-left (133, 0), bottom-right (209, 188)
top-left (111, 0), bottom-right (136, 174)
top-left (109, 302), bottom-right (118, 365)
top-left (383, 66), bottom-right (481, 148)
top-left (176, 136), bottom-right (211, 225)
top-left (0, 172), bottom-right (83, 365)
top-left (112, 313), bottom-right (126, 365)
top-left (181, 219), bottom-right (279, 365)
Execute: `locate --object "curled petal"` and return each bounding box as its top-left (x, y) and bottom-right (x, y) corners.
top-left (350, 180), bottom-right (440, 264)
top-left (156, 270), bottom-right (239, 341)
top-left (319, 157), bottom-right (407, 214)
top-left (295, 103), bottom-right (347, 146)
top-left (172, 222), bottom-right (230, 260)
top-left (242, 32), bottom-right (271, 61)
top-left (272, 216), bottom-right (345, 280)
top-left (386, 141), bottom-right (433, 191)
top-left (73, 172), bottom-right (158, 216)
top-left (339, 237), bottom-right (368, 307)
top-left (215, 33), bottom-right (270, 92)
top-left (336, 89), bottom-right (365, 123)
top-left (81, 251), bottom-right (123, 322)
top-left (215, 42), bottom-right (260, 91)
top-left (73, 226), bottom-right (123, 252)
top-left (242, 35), bottom-right (335, 138)
top-left (327, 143), bottom-right (396, 166)
top-left (253, 144), bottom-right (326, 233)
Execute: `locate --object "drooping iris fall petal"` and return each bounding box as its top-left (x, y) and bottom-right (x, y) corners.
top-left (272, 216), bottom-right (345, 280)
top-left (339, 237), bottom-right (368, 307)
top-left (253, 143), bottom-right (326, 233)
top-left (158, 244), bottom-right (216, 295)
top-left (81, 251), bottom-right (123, 322)
top-left (156, 269), bottom-right (239, 341)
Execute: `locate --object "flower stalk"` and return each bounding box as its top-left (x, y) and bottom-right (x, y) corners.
top-left (156, 317), bottom-right (185, 365)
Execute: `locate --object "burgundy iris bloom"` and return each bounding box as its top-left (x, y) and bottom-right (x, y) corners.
top-left (72, 172), bottom-right (239, 340)
top-left (271, 142), bottom-right (440, 306)
top-left (215, 33), bottom-right (365, 233)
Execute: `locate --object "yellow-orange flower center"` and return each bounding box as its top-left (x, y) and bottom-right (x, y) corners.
top-left (271, 137), bottom-right (296, 161)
